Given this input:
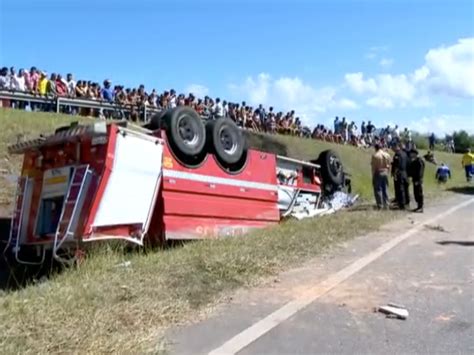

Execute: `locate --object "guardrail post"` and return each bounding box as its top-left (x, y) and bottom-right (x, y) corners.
top-left (56, 97), bottom-right (60, 113)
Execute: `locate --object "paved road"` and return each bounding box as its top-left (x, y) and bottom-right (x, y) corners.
top-left (170, 195), bottom-right (474, 355)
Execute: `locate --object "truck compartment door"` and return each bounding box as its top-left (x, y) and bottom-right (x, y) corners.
top-left (90, 130), bottom-right (163, 244)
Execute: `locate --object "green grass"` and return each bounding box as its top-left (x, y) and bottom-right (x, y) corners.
top-left (0, 210), bottom-right (398, 354)
top-left (247, 132), bottom-right (467, 200)
top-left (0, 108), bottom-right (470, 353)
top-left (0, 109), bottom-right (466, 209)
top-left (0, 109), bottom-right (92, 209)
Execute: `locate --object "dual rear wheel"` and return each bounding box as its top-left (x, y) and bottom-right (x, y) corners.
top-left (148, 108), bottom-right (346, 188)
top-left (148, 107), bottom-right (246, 170)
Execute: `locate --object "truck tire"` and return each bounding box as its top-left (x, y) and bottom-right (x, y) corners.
top-left (206, 118), bottom-right (245, 165)
top-left (317, 149), bottom-right (344, 186)
top-left (146, 109), bottom-right (169, 131)
top-left (162, 107), bottom-right (206, 157)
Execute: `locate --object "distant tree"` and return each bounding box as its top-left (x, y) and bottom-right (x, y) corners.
top-left (452, 130), bottom-right (474, 153)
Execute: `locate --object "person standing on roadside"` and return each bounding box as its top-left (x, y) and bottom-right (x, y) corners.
top-left (408, 149), bottom-right (425, 212)
top-left (461, 148), bottom-right (474, 182)
top-left (391, 143), bottom-right (410, 210)
top-left (371, 143), bottom-right (392, 210)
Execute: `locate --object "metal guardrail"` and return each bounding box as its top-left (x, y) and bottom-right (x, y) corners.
top-left (0, 90), bottom-right (161, 121)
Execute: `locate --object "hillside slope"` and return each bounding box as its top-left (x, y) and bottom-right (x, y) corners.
top-left (0, 108), bottom-right (466, 211)
top-left (0, 108), bottom-right (469, 353)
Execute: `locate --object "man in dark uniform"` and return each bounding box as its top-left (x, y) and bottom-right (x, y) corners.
top-left (408, 149), bottom-right (425, 212)
top-left (391, 143), bottom-right (410, 209)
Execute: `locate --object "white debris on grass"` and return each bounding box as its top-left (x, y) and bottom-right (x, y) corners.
top-left (115, 261), bottom-right (131, 268)
top-left (291, 192), bottom-right (359, 220)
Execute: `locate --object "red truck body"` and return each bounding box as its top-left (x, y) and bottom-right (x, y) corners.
top-left (5, 121), bottom-right (323, 264)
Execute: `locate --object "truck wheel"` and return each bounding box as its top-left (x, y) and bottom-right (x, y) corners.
top-left (206, 118), bottom-right (245, 165)
top-left (317, 149), bottom-right (344, 186)
top-left (162, 107), bottom-right (206, 157)
top-left (145, 109), bottom-right (169, 131)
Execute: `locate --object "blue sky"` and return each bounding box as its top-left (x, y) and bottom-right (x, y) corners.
top-left (1, 0), bottom-right (473, 134)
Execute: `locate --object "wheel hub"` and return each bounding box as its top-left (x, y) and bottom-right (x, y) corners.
top-left (329, 156), bottom-right (342, 174)
top-left (220, 128), bottom-right (237, 154)
top-left (178, 116), bottom-right (198, 146)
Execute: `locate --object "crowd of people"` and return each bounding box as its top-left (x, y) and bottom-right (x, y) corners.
top-left (312, 118), bottom-right (415, 150)
top-left (0, 65), bottom-right (427, 152)
top-left (0, 65), bottom-right (415, 148)
top-left (0, 66), bottom-right (310, 133)
top-left (370, 145), bottom-right (473, 213)
top-left (1, 66), bottom-right (472, 213)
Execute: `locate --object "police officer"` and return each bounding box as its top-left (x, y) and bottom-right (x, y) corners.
top-left (408, 149), bottom-right (425, 212)
top-left (391, 143), bottom-right (410, 210)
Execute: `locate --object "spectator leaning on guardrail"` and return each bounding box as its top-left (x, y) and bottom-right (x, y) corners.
top-left (0, 67), bottom-right (9, 89)
top-left (0, 64), bottom-right (424, 147)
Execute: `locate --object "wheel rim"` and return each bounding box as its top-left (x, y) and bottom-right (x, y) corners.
top-left (329, 156), bottom-right (342, 175)
top-left (219, 127), bottom-right (238, 155)
top-left (178, 115), bottom-right (199, 146)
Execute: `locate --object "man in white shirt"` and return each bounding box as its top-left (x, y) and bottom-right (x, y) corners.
top-left (393, 125), bottom-right (400, 140)
top-left (213, 98), bottom-right (224, 118)
top-left (66, 73), bottom-right (76, 97)
top-left (169, 89), bottom-right (177, 108)
top-left (11, 68), bottom-right (26, 92)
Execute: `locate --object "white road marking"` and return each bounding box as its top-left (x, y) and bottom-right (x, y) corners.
top-left (208, 198), bottom-right (474, 355)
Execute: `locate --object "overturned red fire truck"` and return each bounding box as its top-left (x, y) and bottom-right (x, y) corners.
top-left (4, 107), bottom-right (348, 264)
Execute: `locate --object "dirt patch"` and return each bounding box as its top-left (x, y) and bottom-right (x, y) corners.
top-left (319, 276), bottom-right (392, 313)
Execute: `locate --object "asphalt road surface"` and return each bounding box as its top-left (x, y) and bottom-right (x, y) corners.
top-left (170, 195), bottom-right (474, 355)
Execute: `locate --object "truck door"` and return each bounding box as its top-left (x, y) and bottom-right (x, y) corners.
top-left (89, 129), bottom-right (163, 244)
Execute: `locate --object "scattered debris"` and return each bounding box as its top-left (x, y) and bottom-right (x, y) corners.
top-left (435, 314), bottom-right (454, 322)
top-left (437, 240), bottom-right (474, 247)
top-left (424, 224), bottom-right (448, 233)
top-left (376, 303), bottom-right (409, 320)
top-left (387, 302), bottom-right (406, 309)
top-left (329, 192), bottom-right (359, 210)
top-left (291, 192), bottom-right (359, 220)
top-left (115, 261), bottom-right (131, 268)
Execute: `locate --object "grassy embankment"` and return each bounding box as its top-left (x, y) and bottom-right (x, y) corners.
top-left (0, 108), bottom-right (468, 353)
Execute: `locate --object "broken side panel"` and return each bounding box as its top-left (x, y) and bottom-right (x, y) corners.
top-left (86, 128), bottom-right (164, 245)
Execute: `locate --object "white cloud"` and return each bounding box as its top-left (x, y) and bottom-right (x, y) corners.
top-left (377, 74), bottom-right (416, 102)
top-left (413, 66), bottom-right (429, 83)
top-left (379, 58), bottom-right (394, 69)
top-left (228, 73), bottom-right (358, 125)
top-left (344, 72), bottom-right (377, 94)
top-left (185, 83), bottom-right (209, 97)
top-left (412, 115), bottom-right (474, 135)
top-left (345, 72), bottom-right (418, 109)
top-left (366, 97), bottom-right (394, 109)
top-left (420, 38), bottom-right (474, 98)
top-left (336, 98), bottom-right (359, 110)
top-left (347, 37), bottom-right (474, 109)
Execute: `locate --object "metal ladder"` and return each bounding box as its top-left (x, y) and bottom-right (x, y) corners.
top-left (3, 176), bottom-right (26, 256)
top-left (53, 165), bottom-right (92, 263)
